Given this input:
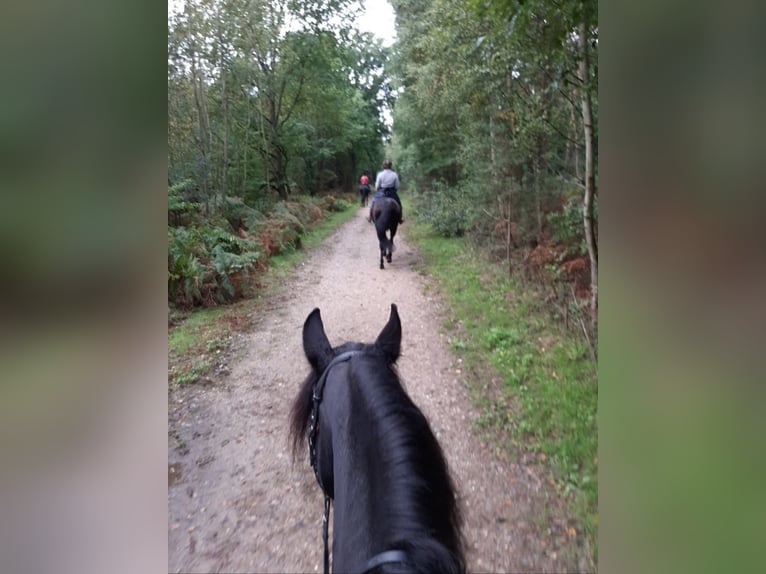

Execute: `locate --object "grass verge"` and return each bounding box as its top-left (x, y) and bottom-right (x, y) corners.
top-left (405, 220), bottom-right (598, 556)
top-left (266, 199), bottom-right (357, 280)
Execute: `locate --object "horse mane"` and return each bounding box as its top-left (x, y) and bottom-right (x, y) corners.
top-left (289, 343), bottom-right (466, 573)
top-left (349, 354), bottom-right (465, 574)
top-left (288, 366), bottom-right (316, 458)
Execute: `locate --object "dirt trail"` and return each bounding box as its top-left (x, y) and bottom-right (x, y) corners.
top-left (168, 207), bottom-right (589, 573)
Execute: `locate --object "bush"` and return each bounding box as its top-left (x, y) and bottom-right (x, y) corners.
top-left (168, 179), bottom-right (200, 227)
top-left (221, 197), bottom-right (266, 232)
top-left (254, 203), bottom-right (306, 257)
top-left (413, 181), bottom-right (473, 237)
top-left (167, 192), bottom-right (350, 306)
top-left (547, 193), bottom-right (587, 260)
top-left (168, 225), bottom-right (261, 308)
top-left (321, 194), bottom-right (351, 213)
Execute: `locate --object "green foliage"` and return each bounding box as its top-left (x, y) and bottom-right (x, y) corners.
top-left (407, 220), bottom-right (598, 555)
top-left (389, 0), bottom-right (598, 313)
top-left (168, 179), bottom-right (197, 209)
top-left (324, 196), bottom-right (352, 212)
top-left (168, 179), bottom-right (201, 226)
top-left (221, 197), bottom-right (266, 231)
top-left (168, 193), bottom-right (355, 387)
top-left (168, 0), bottom-right (388, 205)
top-left (168, 224), bottom-right (261, 308)
top-left (548, 194), bottom-right (587, 259)
top-left (168, 191), bottom-right (351, 307)
top-left (412, 181), bottom-right (474, 237)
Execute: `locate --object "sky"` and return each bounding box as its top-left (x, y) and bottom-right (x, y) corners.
top-left (357, 0), bottom-right (397, 47)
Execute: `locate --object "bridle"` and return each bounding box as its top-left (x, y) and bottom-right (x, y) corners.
top-left (307, 351), bottom-right (409, 574)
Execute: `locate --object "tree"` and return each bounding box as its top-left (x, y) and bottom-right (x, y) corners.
top-left (389, 0), bottom-right (598, 324)
top-left (168, 0), bottom-right (389, 207)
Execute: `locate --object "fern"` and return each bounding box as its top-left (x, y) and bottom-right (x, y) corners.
top-left (168, 224), bottom-right (260, 307)
top-left (168, 179), bottom-right (201, 217)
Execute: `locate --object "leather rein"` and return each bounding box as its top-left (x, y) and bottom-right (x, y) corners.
top-left (307, 351), bottom-right (408, 574)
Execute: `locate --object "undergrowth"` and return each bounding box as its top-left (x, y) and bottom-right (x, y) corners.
top-left (168, 186), bottom-right (352, 309)
top-left (168, 196), bottom-right (356, 386)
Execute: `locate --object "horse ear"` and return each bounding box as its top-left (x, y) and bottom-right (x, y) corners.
top-left (375, 304), bottom-right (401, 363)
top-left (303, 308), bottom-right (334, 372)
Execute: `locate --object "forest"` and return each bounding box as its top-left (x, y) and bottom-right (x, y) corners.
top-left (168, 0), bottom-right (597, 331)
top-left (168, 1), bottom-right (598, 563)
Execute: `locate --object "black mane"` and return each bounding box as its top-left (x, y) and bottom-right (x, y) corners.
top-left (349, 354), bottom-right (465, 573)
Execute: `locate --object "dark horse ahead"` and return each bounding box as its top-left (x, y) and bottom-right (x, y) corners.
top-left (372, 197), bottom-right (400, 270)
top-left (289, 304), bottom-right (465, 574)
top-left (360, 184), bottom-right (371, 207)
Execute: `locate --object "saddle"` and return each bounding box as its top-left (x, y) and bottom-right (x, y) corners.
top-left (372, 196), bottom-right (400, 219)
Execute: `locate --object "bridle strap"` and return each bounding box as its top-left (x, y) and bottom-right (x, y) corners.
top-left (308, 351), bottom-right (359, 486)
top-left (308, 350), bottom-right (359, 574)
top-left (362, 549), bottom-right (409, 573)
top-left (322, 494), bottom-right (331, 574)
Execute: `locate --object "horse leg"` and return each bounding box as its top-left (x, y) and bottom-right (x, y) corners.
top-left (377, 234), bottom-right (385, 269)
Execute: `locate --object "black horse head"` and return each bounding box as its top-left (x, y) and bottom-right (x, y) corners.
top-left (289, 305), bottom-right (465, 574)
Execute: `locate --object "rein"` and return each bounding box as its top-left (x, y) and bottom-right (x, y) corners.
top-left (306, 351), bottom-right (409, 574)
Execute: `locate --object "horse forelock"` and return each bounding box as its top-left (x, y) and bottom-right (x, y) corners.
top-left (288, 369), bottom-right (318, 460)
top-left (289, 342), bottom-right (367, 461)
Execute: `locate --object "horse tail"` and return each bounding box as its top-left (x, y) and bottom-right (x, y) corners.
top-left (375, 216), bottom-right (393, 253)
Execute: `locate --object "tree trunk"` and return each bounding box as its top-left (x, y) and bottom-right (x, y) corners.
top-left (569, 103), bottom-right (581, 182)
top-left (242, 104), bottom-right (249, 198)
top-left (489, 108), bottom-right (498, 185)
top-left (221, 55), bottom-right (229, 207)
top-left (578, 21), bottom-right (598, 327)
top-left (190, 51), bottom-right (211, 212)
top-left (534, 160), bottom-right (543, 241)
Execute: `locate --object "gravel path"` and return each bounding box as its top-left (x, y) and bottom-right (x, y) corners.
top-left (168, 207), bottom-right (590, 573)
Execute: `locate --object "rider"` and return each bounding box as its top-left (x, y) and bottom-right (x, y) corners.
top-left (359, 171), bottom-right (371, 206)
top-left (367, 159), bottom-right (404, 224)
